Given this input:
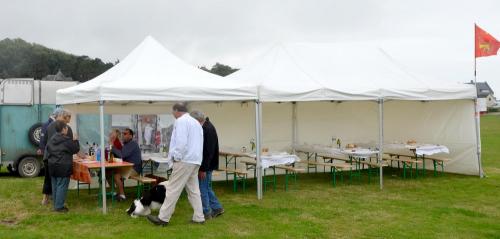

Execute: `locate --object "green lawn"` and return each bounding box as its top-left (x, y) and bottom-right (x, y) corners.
top-left (1, 115), bottom-right (500, 238)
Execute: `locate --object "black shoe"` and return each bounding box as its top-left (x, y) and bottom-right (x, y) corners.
top-left (116, 195), bottom-right (127, 202)
top-left (190, 219), bottom-right (205, 225)
top-left (212, 208), bottom-right (224, 218)
top-left (54, 207), bottom-right (69, 213)
top-left (147, 215), bottom-right (168, 226)
top-left (204, 213), bottom-right (212, 220)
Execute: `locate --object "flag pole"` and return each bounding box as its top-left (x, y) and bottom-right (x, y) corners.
top-left (473, 23), bottom-right (484, 178)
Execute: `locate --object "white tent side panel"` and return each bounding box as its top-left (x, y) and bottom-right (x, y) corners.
top-left (189, 102), bottom-right (256, 151)
top-left (384, 100), bottom-right (478, 175)
top-left (297, 101), bottom-right (380, 147)
top-left (295, 100), bottom-right (478, 175)
top-left (189, 102), bottom-right (293, 152)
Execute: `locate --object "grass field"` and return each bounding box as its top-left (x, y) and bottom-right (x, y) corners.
top-left (0, 115), bottom-right (499, 238)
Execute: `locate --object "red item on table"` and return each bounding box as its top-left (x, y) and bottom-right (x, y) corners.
top-left (113, 138), bottom-right (123, 150)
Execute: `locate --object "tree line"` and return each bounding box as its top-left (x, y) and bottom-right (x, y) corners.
top-left (0, 38), bottom-right (115, 81)
top-left (0, 38), bottom-right (238, 81)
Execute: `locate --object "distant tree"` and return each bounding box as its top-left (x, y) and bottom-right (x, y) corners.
top-left (199, 62), bottom-right (239, 77)
top-left (0, 38), bottom-right (114, 81)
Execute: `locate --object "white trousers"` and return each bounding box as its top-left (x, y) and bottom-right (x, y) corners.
top-left (158, 161), bottom-right (204, 222)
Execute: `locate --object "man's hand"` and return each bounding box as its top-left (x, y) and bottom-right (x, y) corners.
top-left (198, 171), bottom-right (206, 180)
top-left (36, 149), bottom-right (42, 155)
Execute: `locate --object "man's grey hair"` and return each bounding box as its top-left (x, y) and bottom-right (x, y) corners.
top-left (190, 110), bottom-right (205, 121)
top-left (172, 102), bottom-right (188, 113)
top-left (54, 108), bottom-right (71, 118)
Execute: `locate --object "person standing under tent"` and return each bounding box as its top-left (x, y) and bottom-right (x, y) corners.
top-left (190, 110), bottom-right (224, 220)
top-left (45, 121), bottom-right (80, 212)
top-left (147, 103), bottom-right (205, 226)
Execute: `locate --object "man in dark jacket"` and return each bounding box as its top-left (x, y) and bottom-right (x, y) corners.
top-left (190, 110), bottom-right (224, 220)
top-left (45, 121), bottom-right (80, 212)
top-left (111, 128), bottom-right (142, 201)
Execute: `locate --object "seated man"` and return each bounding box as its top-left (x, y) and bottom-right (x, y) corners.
top-left (110, 128), bottom-right (142, 201)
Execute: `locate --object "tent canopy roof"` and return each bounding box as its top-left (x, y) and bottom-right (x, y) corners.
top-left (56, 36), bottom-right (256, 105)
top-left (227, 42), bottom-right (476, 101)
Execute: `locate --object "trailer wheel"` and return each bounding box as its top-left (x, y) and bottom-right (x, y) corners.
top-left (28, 123), bottom-right (43, 147)
top-left (18, 156), bottom-right (41, 178)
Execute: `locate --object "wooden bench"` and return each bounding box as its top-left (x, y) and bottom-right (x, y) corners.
top-left (239, 159), bottom-right (280, 192)
top-left (129, 175), bottom-right (157, 198)
top-left (423, 157), bottom-right (450, 176)
top-left (273, 165), bottom-right (305, 191)
top-left (383, 154), bottom-right (423, 179)
top-left (305, 161), bottom-right (352, 186)
top-left (218, 168), bottom-right (248, 192)
top-left (384, 152), bottom-right (450, 178)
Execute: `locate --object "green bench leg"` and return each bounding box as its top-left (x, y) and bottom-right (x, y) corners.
top-left (233, 173), bottom-right (237, 192)
top-left (422, 156), bottom-right (426, 176)
top-left (410, 163), bottom-right (413, 178)
top-left (403, 162), bottom-right (407, 179)
top-left (284, 171), bottom-right (289, 191)
top-left (433, 160), bottom-right (438, 176)
top-left (368, 166), bottom-right (371, 184)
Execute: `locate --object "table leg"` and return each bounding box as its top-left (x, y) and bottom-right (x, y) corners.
top-left (314, 154), bottom-right (318, 173)
top-left (272, 167), bottom-right (276, 192)
top-left (225, 155), bottom-right (229, 183)
top-left (332, 167), bottom-right (336, 187)
top-left (422, 155), bottom-right (426, 177)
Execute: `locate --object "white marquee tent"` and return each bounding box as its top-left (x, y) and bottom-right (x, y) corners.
top-left (226, 43), bottom-right (481, 194)
top-left (57, 38), bottom-right (482, 207)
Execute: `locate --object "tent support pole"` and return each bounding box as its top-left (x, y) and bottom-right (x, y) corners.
top-left (474, 51), bottom-right (483, 178)
top-left (378, 99), bottom-right (384, 190)
top-left (255, 100), bottom-right (263, 199)
top-left (473, 99), bottom-right (483, 178)
top-left (99, 101), bottom-right (107, 214)
top-left (292, 102), bottom-right (297, 153)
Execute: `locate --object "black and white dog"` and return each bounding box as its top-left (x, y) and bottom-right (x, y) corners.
top-left (126, 183), bottom-right (167, 218)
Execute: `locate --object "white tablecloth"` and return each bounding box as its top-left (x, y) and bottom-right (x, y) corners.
top-left (293, 144), bottom-right (344, 156)
top-left (385, 143), bottom-right (449, 156)
top-left (247, 152), bottom-right (300, 169)
top-left (341, 148), bottom-right (379, 159)
top-left (413, 145), bottom-right (449, 156)
top-left (142, 153), bottom-right (172, 172)
top-left (294, 144), bottom-right (378, 159)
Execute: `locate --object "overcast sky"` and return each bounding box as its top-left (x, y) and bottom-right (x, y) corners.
top-left (1, 0), bottom-right (500, 94)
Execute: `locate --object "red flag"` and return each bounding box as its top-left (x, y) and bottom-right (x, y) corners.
top-left (475, 24), bottom-right (500, 58)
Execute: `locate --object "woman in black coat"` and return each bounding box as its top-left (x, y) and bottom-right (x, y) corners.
top-left (45, 121), bottom-right (79, 212)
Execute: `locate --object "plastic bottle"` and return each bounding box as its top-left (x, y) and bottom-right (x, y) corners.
top-left (84, 142), bottom-right (90, 155)
top-left (96, 145), bottom-right (101, 161)
top-left (162, 144), bottom-right (167, 157)
top-left (91, 142), bottom-right (96, 156)
top-left (108, 145), bottom-right (114, 163)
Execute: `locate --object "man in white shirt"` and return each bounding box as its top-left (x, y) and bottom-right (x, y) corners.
top-left (147, 103), bottom-right (205, 226)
